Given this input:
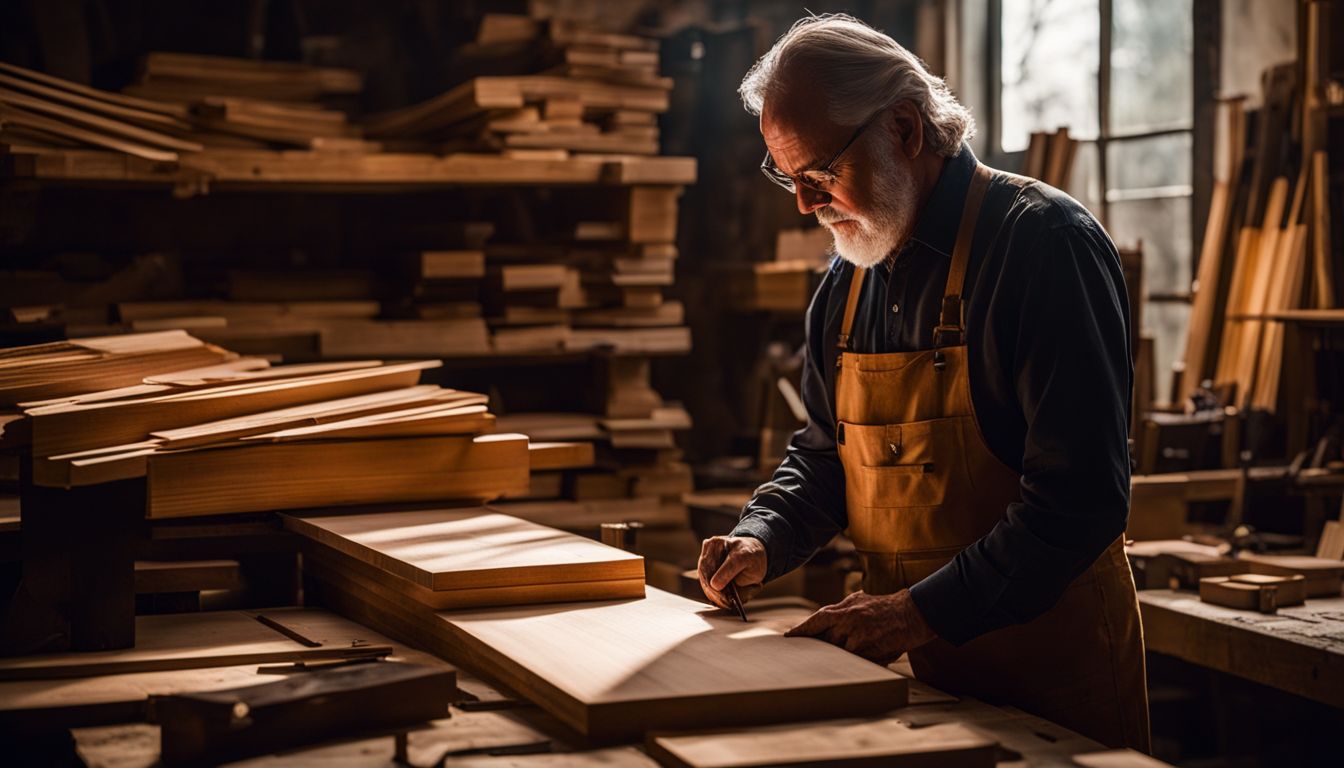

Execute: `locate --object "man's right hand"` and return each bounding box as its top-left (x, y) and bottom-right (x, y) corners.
top-left (697, 535), bottom-right (767, 610)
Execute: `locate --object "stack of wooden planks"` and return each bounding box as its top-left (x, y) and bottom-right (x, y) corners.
top-left (1, 335), bottom-right (532, 516)
top-left (0, 330), bottom-right (234, 409)
top-left (367, 14), bottom-right (668, 156)
top-left (1179, 54), bottom-right (1338, 412)
top-left (494, 405), bottom-right (694, 533)
top-left (721, 227), bottom-right (830, 313)
top-left (286, 505), bottom-right (647, 611)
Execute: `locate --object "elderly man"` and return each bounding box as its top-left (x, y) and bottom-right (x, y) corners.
top-left (697, 14), bottom-right (1149, 750)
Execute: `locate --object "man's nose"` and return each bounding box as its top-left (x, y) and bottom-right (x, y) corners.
top-left (796, 184), bottom-right (830, 215)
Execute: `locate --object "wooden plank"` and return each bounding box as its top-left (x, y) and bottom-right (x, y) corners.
top-left (1310, 150), bottom-right (1335, 308)
top-left (147, 433), bottom-right (530, 518)
top-left (305, 545), bottom-right (645, 613)
top-left (26, 360), bottom-right (439, 459)
top-left (0, 610), bottom-right (391, 681)
top-left (282, 507), bottom-right (643, 591)
top-left (430, 587), bottom-right (909, 742)
top-left (133, 559), bottom-right (241, 593)
top-left (646, 719), bottom-right (996, 767)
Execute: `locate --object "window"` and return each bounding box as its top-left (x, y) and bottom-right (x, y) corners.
top-left (995, 0), bottom-right (1194, 402)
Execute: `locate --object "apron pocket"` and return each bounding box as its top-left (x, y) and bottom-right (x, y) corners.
top-left (840, 417), bottom-right (972, 551)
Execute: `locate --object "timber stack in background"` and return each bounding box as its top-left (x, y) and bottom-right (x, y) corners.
top-left (0, 7), bottom-right (702, 645)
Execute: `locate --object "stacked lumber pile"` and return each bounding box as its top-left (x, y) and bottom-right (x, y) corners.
top-left (286, 505), bottom-right (647, 612)
top-left (494, 404), bottom-right (694, 533)
top-left (721, 227), bottom-right (831, 313)
top-left (1178, 43), bottom-right (1339, 412)
top-left (366, 14), bottom-right (669, 156)
top-left (1, 334), bottom-right (529, 517)
top-left (0, 55), bottom-right (363, 160)
top-left (121, 52), bottom-right (366, 150)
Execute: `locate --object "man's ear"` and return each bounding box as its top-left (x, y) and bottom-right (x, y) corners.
top-left (886, 100), bottom-right (924, 159)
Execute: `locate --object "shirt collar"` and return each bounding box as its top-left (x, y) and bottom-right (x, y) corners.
top-left (905, 142), bottom-right (978, 260)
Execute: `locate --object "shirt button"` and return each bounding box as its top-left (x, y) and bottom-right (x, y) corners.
top-left (890, 303), bottom-right (900, 314)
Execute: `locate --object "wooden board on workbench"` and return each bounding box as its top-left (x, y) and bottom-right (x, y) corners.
top-left (646, 719), bottom-right (996, 768)
top-left (432, 587), bottom-right (908, 743)
top-left (283, 506), bottom-right (644, 594)
top-left (0, 609), bottom-right (390, 681)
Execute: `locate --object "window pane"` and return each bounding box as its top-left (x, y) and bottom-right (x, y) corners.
top-left (1107, 196), bottom-right (1192, 295)
top-left (1066, 140), bottom-right (1103, 217)
top-left (1000, 0), bottom-right (1100, 152)
top-left (1105, 132), bottom-right (1192, 192)
top-left (1109, 196), bottom-right (1193, 404)
top-left (1111, 0), bottom-right (1193, 134)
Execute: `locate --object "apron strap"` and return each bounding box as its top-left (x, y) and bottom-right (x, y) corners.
top-left (837, 266), bottom-right (867, 352)
top-left (934, 163), bottom-right (993, 347)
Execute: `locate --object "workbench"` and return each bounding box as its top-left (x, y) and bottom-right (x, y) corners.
top-left (2, 608), bottom-right (1137, 767)
top-left (1138, 590), bottom-right (1344, 708)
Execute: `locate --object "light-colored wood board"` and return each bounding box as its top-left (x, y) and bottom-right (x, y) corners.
top-left (1072, 749), bottom-right (1178, 767)
top-left (284, 507), bottom-right (643, 591)
top-left (433, 587), bottom-right (909, 742)
top-left (304, 546), bottom-right (645, 615)
top-left (147, 434), bottom-right (530, 518)
top-left (647, 719), bottom-right (995, 768)
top-left (27, 360), bottom-right (438, 459)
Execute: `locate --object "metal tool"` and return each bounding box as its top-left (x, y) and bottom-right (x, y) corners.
top-left (726, 582), bottom-right (748, 622)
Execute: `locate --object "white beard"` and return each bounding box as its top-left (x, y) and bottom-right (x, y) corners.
top-left (816, 150), bottom-right (919, 268)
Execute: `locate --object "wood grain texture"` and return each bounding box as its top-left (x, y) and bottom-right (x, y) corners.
top-left (1139, 590), bottom-right (1344, 707)
top-left (646, 719), bottom-right (995, 768)
top-left (284, 507), bottom-right (644, 591)
top-left (147, 434), bottom-right (529, 518)
top-left (433, 588), bottom-right (909, 742)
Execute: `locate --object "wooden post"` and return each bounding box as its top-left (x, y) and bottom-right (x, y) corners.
top-left (9, 455), bottom-right (143, 652)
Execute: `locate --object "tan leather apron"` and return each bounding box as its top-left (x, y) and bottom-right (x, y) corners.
top-left (835, 164), bottom-right (1151, 750)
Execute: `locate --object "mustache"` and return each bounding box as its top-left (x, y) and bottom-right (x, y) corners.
top-left (816, 207), bottom-right (853, 225)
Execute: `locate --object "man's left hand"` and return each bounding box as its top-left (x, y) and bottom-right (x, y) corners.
top-left (784, 589), bottom-right (936, 664)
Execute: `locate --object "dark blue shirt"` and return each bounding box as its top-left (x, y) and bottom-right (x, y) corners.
top-left (731, 145), bottom-right (1134, 646)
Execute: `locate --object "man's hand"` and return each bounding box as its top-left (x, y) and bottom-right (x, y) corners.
top-left (785, 589), bottom-right (936, 664)
top-left (697, 536), bottom-right (767, 610)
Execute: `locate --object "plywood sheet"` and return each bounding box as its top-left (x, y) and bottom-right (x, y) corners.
top-left (434, 588), bottom-right (909, 742)
top-left (283, 507), bottom-right (644, 591)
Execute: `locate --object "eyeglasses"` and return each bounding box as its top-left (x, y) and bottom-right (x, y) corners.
top-left (760, 109), bottom-right (884, 195)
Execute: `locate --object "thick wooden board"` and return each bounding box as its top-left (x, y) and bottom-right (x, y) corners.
top-left (0, 610), bottom-right (391, 681)
top-left (433, 587), bottom-right (909, 742)
top-left (147, 434), bottom-right (530, 518)
top-left (646, 719), bottom-right (995, 768)
top-left (283, 507), bottom-right (644, 591)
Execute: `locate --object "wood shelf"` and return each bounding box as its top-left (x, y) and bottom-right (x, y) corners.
top-left (0, 145), bottom-right (697, 194)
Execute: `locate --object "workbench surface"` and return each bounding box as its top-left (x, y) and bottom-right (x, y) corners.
top-left (1138, 590), bottom-right (1344, 707)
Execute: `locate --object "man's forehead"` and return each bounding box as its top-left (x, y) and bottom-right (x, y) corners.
top-left (760, 91), bottom-right (847, 171)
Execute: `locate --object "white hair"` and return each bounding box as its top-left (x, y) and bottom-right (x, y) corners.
top-left (739, 14), bottom-right (975, 157)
